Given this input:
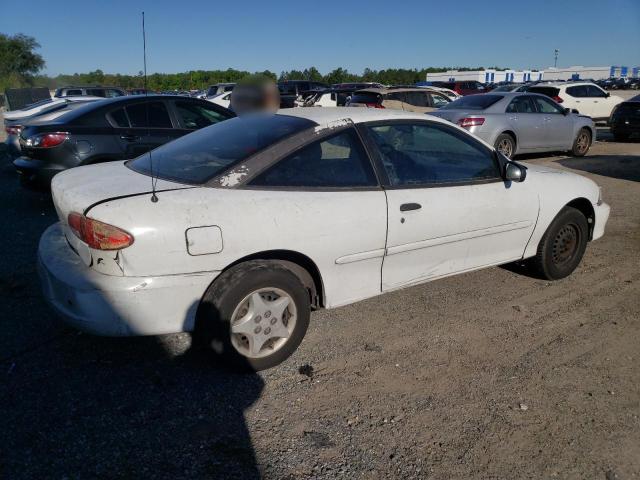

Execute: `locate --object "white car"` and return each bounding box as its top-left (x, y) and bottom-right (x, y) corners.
top-left (38, 108), bottom-right (610, 370)
top-left (3, 96), bottom-right (102, 121)
top-left (207, 92), bottom-right (232, 109)
top-left (528, 82), bottom-right (624, 121)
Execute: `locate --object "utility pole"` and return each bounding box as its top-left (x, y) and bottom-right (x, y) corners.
top-left (554, 49), bottom-right (559, 68)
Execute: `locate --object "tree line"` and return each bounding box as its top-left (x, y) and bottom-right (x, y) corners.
top-left (1, 32), bottom-right (501, 94)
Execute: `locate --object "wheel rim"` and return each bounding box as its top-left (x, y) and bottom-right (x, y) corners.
top-left (497, 138), bottom-right (513, 157)
top-left (552, 224), bottom-right (580, 266)
top-left (229, 288), bottom-right (297, 359)
top-left (576, 132), bottom-right (589, 154)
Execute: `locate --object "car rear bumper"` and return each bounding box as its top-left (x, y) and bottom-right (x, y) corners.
top-left (13, 156), bottom-right (66, 184)
top-left (592, 201), bottom-right (610, 241)
top-left (38, 223), bottom-right (220, 336)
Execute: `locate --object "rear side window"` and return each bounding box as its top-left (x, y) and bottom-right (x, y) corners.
top-left (506, 96), bottom-right (536, 113)
top-left (109, 108), bottom-right (129, 127)
top-left (128, 114), bottom-right (315, 184)
top-left (350, 92), bottom-right (381, 105)
top-left (250, 130), bottom-right (377, 188)
top-left (566, 85), bottom-right (588, 97)
top-left (404, 92), bottom-right (429, 107)
top-left (65, 89), bottom-right (83, 96)
top-left (175, 101), bottom-right (229, 129)
top-left (440, 94), bottom-right (503, 110)
top-left (126, 102), bottom-right (172, 128)
top-left (86, 89), bottom-right (106, 97)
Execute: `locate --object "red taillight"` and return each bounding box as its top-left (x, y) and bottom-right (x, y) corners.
top-left (553, 96), bottom-right (564, 104)
top-left (365, 103), bottom-right (385, 109)
top-left (25, 132), bottom-right (68, 148)
top-left (67, 212), bottom-right (134, 250)
top-left (5, 125), bottom-right (22, 136)
top-left (457, 117), bottom-right (485, 128)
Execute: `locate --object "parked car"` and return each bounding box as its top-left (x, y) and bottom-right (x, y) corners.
top-left (207, 91), bottom-right (232, 109)
top-left (54, 86), bottom-right (126, 98)
top-left (416, 84), bottom-right (463, 100)
top-left (302, 85), bottom-right (387, 107)
top-left (348, 87), bottom-right (451, 112)
top-left (527, 82), bottom-right (623, 121)
top-left (609, 94), bottom-right (640, 141)
top-left (278, 80), bottom-right (329, 108)
top-left (430, 92), bottom-right (594, 158)
top-left (13, 95), bottom-right (234, 185)
top-left (37, 108), bottom-right (609, 371)
top-left (4, 96), bottom-right (103, 161)
top-left (206, 83), bottom-right (236, 98)
top-left (430, 81), bottom-right (488, 96)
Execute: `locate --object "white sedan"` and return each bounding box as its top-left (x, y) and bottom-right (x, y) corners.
top-left (38, 108), bottom-right (610, 370)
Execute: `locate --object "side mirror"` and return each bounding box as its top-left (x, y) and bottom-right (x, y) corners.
top-left (563, 108), bottom-right (570, 115)
top-left (572, 108), bottom-right (580, 114)
top-left (605, 92), bottom-right (610, 98)
top-left (505, 162), bottom-right (527, 182)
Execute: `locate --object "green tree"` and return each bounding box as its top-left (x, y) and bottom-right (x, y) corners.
top-left (0, 33), bottom-right (45, 91)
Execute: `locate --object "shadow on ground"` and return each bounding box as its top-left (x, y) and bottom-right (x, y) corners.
top-left (557, 154), bottom-right (640, 182)
top-left (0, 159), bottom-right (264, 479)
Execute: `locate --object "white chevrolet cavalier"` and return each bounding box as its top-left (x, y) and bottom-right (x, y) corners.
top-left (39, 108), bottom-right (610, 370)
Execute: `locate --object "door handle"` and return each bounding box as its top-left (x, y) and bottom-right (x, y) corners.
top-left (400, 203), bottom-right (422, 212)
top-left (120, 134), bottom-right (140, 142)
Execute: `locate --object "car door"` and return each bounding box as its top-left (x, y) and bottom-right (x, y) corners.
top-left (505, 95), bottom-right (545, 150)
top-left (565, 85), bottom-right (594, 117)
top-left (362, 121), bottom-right (538, 291)
top-left (114, 100), bottom-right (176, 158)
top-left (586, 84), bottom-right (613, 119)
top-left (532, 95), bottom-right (575, 148)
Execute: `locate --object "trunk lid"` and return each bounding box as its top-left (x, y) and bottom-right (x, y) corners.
top-left (51, 161), bottom-right (194, 255)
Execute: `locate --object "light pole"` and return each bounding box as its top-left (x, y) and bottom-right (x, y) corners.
top-left (554, 49), bottom-right (559, 68)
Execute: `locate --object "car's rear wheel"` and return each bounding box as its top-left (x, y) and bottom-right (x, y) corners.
top-left (571, 128), bottom-right (591, 156)
top-left (494, 133), bottom-right (515, 158)
top-left (527, 206), bottom-right (589, 280)
top-left (195, 261), bottom-right (310, 371)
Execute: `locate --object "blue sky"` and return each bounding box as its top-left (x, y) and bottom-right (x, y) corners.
top-left (1, 0), bottom-right (638, 76)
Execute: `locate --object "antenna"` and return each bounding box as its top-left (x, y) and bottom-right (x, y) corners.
top-left (142, 11), bottom-right (158, 203)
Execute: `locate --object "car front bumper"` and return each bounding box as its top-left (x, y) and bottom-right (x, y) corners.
top-left (38, 223), bottom-right (220, 336)
top-left (592, 201), bottom-right (610, 241)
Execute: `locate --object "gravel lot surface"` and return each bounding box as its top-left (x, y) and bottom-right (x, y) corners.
top-left (0, 109), bottom-right (638, 479)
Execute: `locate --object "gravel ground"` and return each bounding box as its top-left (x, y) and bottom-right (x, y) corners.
top-left (0, 111), bottom-right (639, 479)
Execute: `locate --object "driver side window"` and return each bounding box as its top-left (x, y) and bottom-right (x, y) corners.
top-left (533, 96), bottom-right (564, 114)
top-left (367, 123), bottom-right (500, 186)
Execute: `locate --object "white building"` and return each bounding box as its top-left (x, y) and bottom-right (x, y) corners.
top-left (426, 65), bottom-right (639, 84)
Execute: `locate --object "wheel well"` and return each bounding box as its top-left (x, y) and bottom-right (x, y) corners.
top-left (223, 250), bottom-right (325, 309)
top-left (581, 126), bottom-right (594, 145)
top-left (502, 130), bottom-right (517, 146)
top-left (566, 197), bottom-right (595, 240)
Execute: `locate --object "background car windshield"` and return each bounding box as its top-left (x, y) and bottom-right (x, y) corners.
top-left (440, 95), bottom-right (503, 110)
top-left (128, 114), bottom-right (315, 184)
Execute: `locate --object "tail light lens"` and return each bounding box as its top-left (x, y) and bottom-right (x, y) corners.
top-left (553, 96), bottom-right (564, 103)
top-left (5, 125), bottom-right (22, 136)
top-left (68, 212), bottom-right (134, 250)
top-left (457, 117), bottom-right (485, 128)
top-left (365, 103), bottom-right (385, 109)
top-left (24, 132), bottom-right (68, 148)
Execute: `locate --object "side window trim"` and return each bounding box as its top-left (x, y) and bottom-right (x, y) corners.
top-left (360, 119), bottom-right (502, 190)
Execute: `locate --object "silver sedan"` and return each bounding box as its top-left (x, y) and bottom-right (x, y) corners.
top-left (429, 92), bottom-right (595, 158)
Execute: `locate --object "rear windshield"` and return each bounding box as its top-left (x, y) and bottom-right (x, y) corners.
top-left (127, 114), bottom-right (316, 184)
top-left (349, 92), bottom-right (381, 104)
top-left (528, 86), bottom-right (560, 98)
top-left (440, 94), bottom-right (503, 110)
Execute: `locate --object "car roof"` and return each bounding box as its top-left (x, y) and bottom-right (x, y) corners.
top-left (279, 106), bottom-right (452, 126)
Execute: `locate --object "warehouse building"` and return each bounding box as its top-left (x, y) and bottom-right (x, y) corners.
top-left (426, 65), bottom-right (639, 83)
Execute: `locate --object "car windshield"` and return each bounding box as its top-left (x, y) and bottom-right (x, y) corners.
top-left (440, 94), bottom-right (504, 110)
top-left (127, 114), bottom-right (316, 184)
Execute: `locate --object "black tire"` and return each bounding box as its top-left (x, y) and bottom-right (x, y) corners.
top-left (527, 206), bottom-right (589, 280)
top-left (612, 130), bottom-right (630, 142)
top-left (494, 133), bottom-right (516, 158)
top-left (194, 260), bottom-right (310, 371)
top-left (571, 128), bottom-right (591, 156)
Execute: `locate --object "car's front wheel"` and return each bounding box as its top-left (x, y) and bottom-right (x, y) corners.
top-left (527, 206), bottom-right (589, 280)
top-left (195, 261), bottom-right (310, 371)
